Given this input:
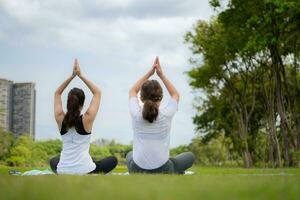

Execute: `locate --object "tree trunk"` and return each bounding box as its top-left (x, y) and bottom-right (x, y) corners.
top-left (243, 139), bottom-right (253, 168)
top-left (237, 111), bottom-right (253, 168)
top-left (292, 38), bottom-right (300, 152)
top-left (268, 87), bottom-right (282, 167)
top-left (275, 73), bottom-right (291, 167)
top-left (267, 111), bottom-right (282, 167)
top-left (242, 149), bottom-right (252, 168)
top-left (261, 58), bottom-right (282, 167)
top-left (297, 119), bottom-right (300, 151)
top-left (267, 133), bottom-right (275, 167)
top-left (270, 44), bottom-right (291, 166)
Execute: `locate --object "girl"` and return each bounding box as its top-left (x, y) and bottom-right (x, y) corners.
top-left (50, 59), bottom-right (118, 174)
top-left (127, 57), bottom-right (195, 174)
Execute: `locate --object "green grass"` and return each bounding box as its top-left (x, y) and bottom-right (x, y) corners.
top-left (0, 166), bottom-right (299, 200)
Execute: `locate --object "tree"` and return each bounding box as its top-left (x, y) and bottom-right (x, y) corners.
top-left (186, 0), bottom-right (300, 167)
top-left (211, 0), bottom-right (300, 166)
top-left (185, 19), bottom-right (261, 167)
top-left (0, 129), bottom-right (14, 160)
top-left (5, 135), bottom-right (34, 166)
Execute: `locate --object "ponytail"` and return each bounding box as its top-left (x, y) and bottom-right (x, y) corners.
top-left (63, 88), bottom-right (85, 129)
top-left (142, 100), bottom-right (159, 123)
top-left (140, 80), bottom-right (163, 123)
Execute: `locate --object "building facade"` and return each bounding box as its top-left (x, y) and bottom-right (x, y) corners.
top-left (0, 78), bottom-right (36, 139)
top-left (0, 79), bottom-right (13, 132)
top-left (12, 83), bottom-right (36, 138)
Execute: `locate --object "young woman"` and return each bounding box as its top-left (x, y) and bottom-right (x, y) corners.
top-left (50, 59), bottom-right (118, 175)
top-left (126, 57), bottom-right (195, 174)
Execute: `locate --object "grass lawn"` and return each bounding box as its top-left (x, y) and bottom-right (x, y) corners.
top-left (0, 165), bottom-right (299, 200)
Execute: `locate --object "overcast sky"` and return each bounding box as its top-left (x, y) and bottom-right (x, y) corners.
top-left (0, 0), bottom-right (214, 147)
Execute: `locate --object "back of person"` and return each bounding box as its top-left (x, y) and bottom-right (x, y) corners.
top-left (130, 96), bottom-right (177, 169)
top-left (126, 56), bottom-right (195, 174)
top-left (50, 59), bottom-right (118, 175)
top-left (57, 116), bottom-right (95, 174)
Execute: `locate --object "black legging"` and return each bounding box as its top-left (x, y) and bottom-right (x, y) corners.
top-left (50, 156), bottom-right (118, 174)
top-left (126, 151), bottom-right (195, 174)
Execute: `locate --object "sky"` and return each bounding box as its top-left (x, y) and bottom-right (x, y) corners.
top-left (0, 0), bottom-right (214, 147)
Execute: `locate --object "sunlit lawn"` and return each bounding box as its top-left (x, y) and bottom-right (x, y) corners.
top-left (0, 165), bottom-right (299, 200)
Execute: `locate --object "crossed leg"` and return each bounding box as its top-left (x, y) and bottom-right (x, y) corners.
top-left (49, 156), bottom-right (118, 174)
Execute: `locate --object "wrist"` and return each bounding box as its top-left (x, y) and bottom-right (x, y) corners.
top-left (146, 71), bottom-right (152, 78)
top-left (159, 74), bottom-right (166, 80)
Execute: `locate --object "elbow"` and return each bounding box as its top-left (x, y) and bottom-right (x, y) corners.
top-left (94, 87), bottom-right (101, 96)
top-left (54, 90), bottom-right (61, 97)
top-left (129, 88), bottom-right (134, 94)
top-left (172, 93), bottom-right (180, 101)
top-left (176, 93), bottom-right (180, 101)
top-left (129, 88), bottom-right (137, 96)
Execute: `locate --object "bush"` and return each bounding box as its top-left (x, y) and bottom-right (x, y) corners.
top-left (89, 144), bottom-right (111, 160)
top-left (6, 136), bottom-right (33, 166)
top-left (6, 156), bottom-right (26, 166)
top-left (189, 133), bottom-right (241, 166)
top-left (5, 134), bottom-right (49, 167)
top-left (35, 140), bottom-right (62, 159)
top-left (0, 130), bottom-right (15, 160)
top-left (170, 145), bottom-right (189, 157)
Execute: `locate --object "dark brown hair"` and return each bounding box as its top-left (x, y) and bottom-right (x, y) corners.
top-left (63, 88), bottom-right (85, 129)
top-left (140, 80), bottom-right (163, 123)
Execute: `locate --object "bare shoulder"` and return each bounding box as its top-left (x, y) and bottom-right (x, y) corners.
top-left (55, 113), bottom-right (65, 131)
top-left (82, 113), bottom-right (93, 133)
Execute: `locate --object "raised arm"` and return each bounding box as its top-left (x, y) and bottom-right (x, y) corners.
top-left (129, 61), bottom-right (156, 98)
top-left (155, 57), bottom-right (180, 102)
top-left (54, 62), bottom-right (76, 128)
top-left (74, 61), bottom-right (101, 132)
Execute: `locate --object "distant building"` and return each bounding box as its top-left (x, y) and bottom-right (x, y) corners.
top-left (0, 78), bottom-right (36, 139)
top-left (12, 83), bottom-right (36, 138)
top-left (0, 79), bottom-right (13, 131)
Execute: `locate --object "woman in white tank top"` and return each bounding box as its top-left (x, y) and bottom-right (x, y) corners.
top-left (126, 56), bottom-right (195, 174)
top-left (50, 59), bottom-right (118, 175)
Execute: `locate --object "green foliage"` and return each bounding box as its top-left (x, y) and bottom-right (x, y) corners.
top-left (6, 136), bottom-right (33, 166)
top-left (0, 129), bottom-right (14, 160)
top-left (89, 144), bottom-right (111, 160)
top-left (0, 132), bottom-right (133, 167)
top-left (5, 156), bottom-right (25, 166)
top-left (170, 145), bottom-right (189, 157)
top-left (0, 130), bottom-right (244, 167)
top-left (186, 0), bottom-right (300, 168)
top-left (189, 133), bottom-right (241, 166)
top-left (107, 143), bottom-right (132, 163)
top-left (35, 140), bottom-right (62, 158)
top-left (31, 148), bottom-right (48, 166)
top-left (292, 151), bottom-right (300, 167)
top-left (209, 0), bottom-right (220, 8)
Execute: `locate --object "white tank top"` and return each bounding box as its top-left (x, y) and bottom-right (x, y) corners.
top-left (57, 116), bottom-right (96, 174)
